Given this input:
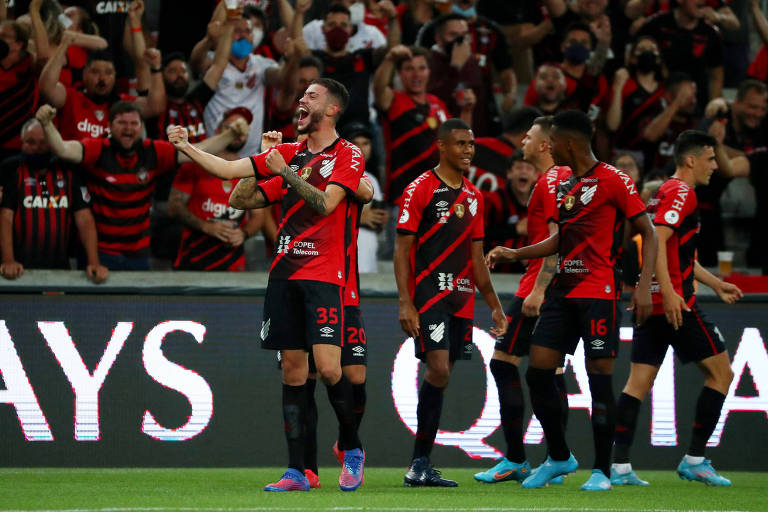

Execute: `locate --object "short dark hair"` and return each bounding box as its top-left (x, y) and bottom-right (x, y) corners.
top-left (300, 55), bottom-right (324, 74)
top-left (162, 51), bottom-right (187, 70)
top-left (562, 21), bottom-right (595, 48)
top-left (325, 4), bottom-right (351, 19)
top-left (532, 115), bottom-right (555, 136)
top-left (109, 101), bottom-right (143, 122)
top-left (507, 150), bottom-right (528, 168)
top-left (552, 110), bottom-right (594, 140)
top-left (674, 130), bottom-right (717, 166)
top-left (503, 107), bottom-right (542, 134)
top-left (437, 118), bottom-right (471, 140)
top-left (86, 50), bottom-right (115, 68)
top-left (666, 71), bottom-right (694, 92)
top-left (310, 78), bottom-right (350, 120)
top-left (736, 78), bottom-right (768, 101)
top-left (1, 20), bottom-right (29, 50)
top-left (396, 46), bottom-right (430, 71)
top-left (243, 5), bottom-right (267, 28)
top-left (434, 13), bottom-right (468, 36)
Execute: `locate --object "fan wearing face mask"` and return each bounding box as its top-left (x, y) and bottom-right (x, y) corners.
top-left (523, 22), bottom-right (609, 122)
top-left (607, 35), bottom-right (665, 151)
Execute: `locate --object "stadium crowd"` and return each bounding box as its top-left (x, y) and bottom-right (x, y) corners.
top-left (1, 0), bottom-right (767, 279)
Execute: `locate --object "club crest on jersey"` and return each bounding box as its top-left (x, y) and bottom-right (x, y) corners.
top-left (94, 110), bottom-right (105, 121)
top-left (222, 181), bottom-right (232, 193)
top-left (300, 167), bottom-right (312, 180)
top-left (427, 116), bottom-right (438, 129)
top-left (581, 184), bottom-right (597, 205)
top-left (137, 169), bottom-right (149, 184)
top-left (468, 198), bottom-right (478, 216)
top-left (564, 195), bottom-right (576, 210)
top-left (454, 203), bottom-right (465, 218)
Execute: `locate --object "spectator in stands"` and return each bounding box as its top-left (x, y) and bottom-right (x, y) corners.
top-left (637, 0), bottom-right (724, 107)
top-left (526, 63), bottom-right (567, 115)
top-left (169, 107), bottom-right (264, 272)
top-left (35, 101), bottom-right (249, 270)
top-left (636, 72), bottom-right (699, 173)
top-left (426, 13), bottom-right (507, 136)
top-left (341, 121), bottom-right (387, 273)
top-left (373, 44), bottom-right (451, 204)
top-left (472, 106), bottom-right (541, 191)
top-left (523, 22), bottom-right (609, 122)
top-left (625, 0), bottom-right (740, 34)
top-left (613, 151), bottom-right (643, 185)
top-left (303, 0), bottom-right (388, 52)
top-left (267, 52), bottom-right (319, 143)
top-left (607, 35), bottom-right (665, 153)
top-left (482, 151), bottom-right (537, 273)
top-left (416, 1), bottom-right (517, 115)
top-left (313, 4), bottom-right (395, 128)
top-left (698, 79), bottom-right (765, 267)
top-left (202, 14), bottom-right (302, 158)
top-left (39, 38), bottom-right (165, 140)
top-left (0, 118), bottom-right (108, 283)
top-left (0, 20), bottom-right (39, 163)
top-left (398, 0), bottom-right (441, 46)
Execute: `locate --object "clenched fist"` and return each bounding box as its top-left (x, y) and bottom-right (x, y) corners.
top-left (167, 125), bottom-right (189, 149)
top-left (228, 117), bottom-right (250, 139)
top-left (265, 148), bottom-right (287, 175)
top-left (261, 130), bottom-right (282, 151)
top-left (36, 105), bottom-right (57, 126)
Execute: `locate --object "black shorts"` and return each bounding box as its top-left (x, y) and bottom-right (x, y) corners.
top-left (495, 296), bottom-right (537, 356)
top-left (531, 296), bottom-right (619, 358)
top-left (415, 310), bottom-right (474, 362)
top-left (341, 305), bottom-right (367, 367)
top-left (632, 305), bottom-right (727, 366)
top-left (261, 279), bottom-right (344, 351)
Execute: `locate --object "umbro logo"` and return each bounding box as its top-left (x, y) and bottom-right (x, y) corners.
top-left (591, 339), bottom-right (605, 348)
top-left (436, 201), bottom-right (449, 208)
top-left (352, 346), bottom-right (365, 356)
top-left (260, 319), bottom-right (271, 341)
top-left (430, 322), bottom-right (445, 343)
top-left (320, 326), bottom-right (334, 337)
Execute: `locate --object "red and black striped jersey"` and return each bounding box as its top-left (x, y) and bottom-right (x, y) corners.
top-left (157, 82), bottom-right (215, 144)
top-left (344, 194), bottom-right (363, 307)
top-left (516, 165), bottom-right (571, 298)
top-left (470, 136), bottom-right (516, 191)
top-left (0, 55), bottom-right (40, 151)
top-left (396, 170), bottom-right (484, 319)
top-left (381, 91), bottom-right (448, 203)
top-left (171, 162), bottom-right (247, 271)
top-left (80, 137), bottom-right (177, 257)
top-left (252, 137), bottom-right (364, 285)
top-left (0, 157), bottom-right (90, 268)
top-left (611, 78), bottom-right (665, 150)
top-left (554, 162), bottom-right (646, 299)
top-left (647, 177), bottom-right (699, 315)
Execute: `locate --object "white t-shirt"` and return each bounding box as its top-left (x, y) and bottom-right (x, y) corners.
top-left (303, 20), bottom-right (386, 53)
top-left (357, 171), bottom-right (382, 273)
top-left (203, 54), bottom-right (278, 158)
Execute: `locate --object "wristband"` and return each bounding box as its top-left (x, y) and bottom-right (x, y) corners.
top-left (131, 26), bottom-right (143, 33)
top-left (150, 67), bottom-right (162, 73)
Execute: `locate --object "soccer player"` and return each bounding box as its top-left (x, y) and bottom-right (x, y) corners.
top-left (168, 78), bottom-right (366, 492)
top-left (487, 110), bottom-right (658, 491)
top-left (611, 130), bottom-right (742, 487)
top-left (474, 116), bottom-right (571, 484)
top-left (395, 118), bottom-right (508, 487)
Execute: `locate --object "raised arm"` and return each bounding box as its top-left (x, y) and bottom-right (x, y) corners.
top-left (750, 0), bottom-right (768, 47)
top-left (472, 240), bottom-right (508, 336)
top-left (28, 0), bottom-right (50, 61)
top-left (606, 68), bottom-right (629, 132)
top-left (38, 33), bottom-right (73, 108)
top-left (373, 45), bottom-right (411, 111)
top-left (36, 105), bottom-right (84, 163)
top-left (167, 124), bottom-right (253, 178)
top-left (202, 21), bottom-right (234, 91)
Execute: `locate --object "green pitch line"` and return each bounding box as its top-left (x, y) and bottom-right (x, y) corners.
top-left (0, 468), bottom-right (765, 512)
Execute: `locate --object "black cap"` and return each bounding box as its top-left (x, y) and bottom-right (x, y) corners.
top-left (341, 121), bottom-right (372, 141)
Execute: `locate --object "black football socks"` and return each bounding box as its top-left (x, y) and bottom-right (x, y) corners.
top-left (282, 383), bottom-right (307, 472)
top-left (412, 380), bottom-right (445, 460)
top-left (588, 373), bottom-right (616, 477)
top-left (490, 359), bottom-right (526, 463)
top-left (689, 386), bottom-right (726, 457)
top-left (527, 367), bottom-right (570, 461)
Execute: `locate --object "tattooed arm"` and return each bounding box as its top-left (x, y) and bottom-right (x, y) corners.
top-left (277, 166), bottom-right (347, 215)
top-left (521, 221), bottom-right (559, 317)
top-left (229, 177), bottom-right (269, 210)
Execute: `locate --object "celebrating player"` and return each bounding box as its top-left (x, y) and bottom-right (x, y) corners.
top-left (611, 130), bottom-right (742, 487)
top-left (168, 78), bottom-right (367, 492)
top-left (474, 116), bottom-right (571, 484)
top-left (487, 110), bottom-right (658, 491)
top-left (395, 118), bottom-right (507, 487)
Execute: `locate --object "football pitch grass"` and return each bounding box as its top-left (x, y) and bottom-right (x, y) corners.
top-left (1, 468), bottom-right (766, 512)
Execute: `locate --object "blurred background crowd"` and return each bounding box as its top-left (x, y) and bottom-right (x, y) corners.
top-left (1, 0), bottom-right (767, 281)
